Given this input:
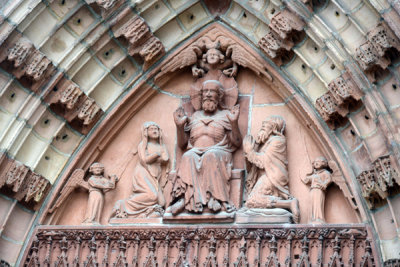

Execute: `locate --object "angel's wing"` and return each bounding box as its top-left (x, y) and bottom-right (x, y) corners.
top-left (49, 169), bottom-right (86, 213)
top-left (155, 46), bottom-right (202, 80)
top-left (328, 160), bottom-right (357, 209)
top-left (226, 44), bottom-right (272, 81)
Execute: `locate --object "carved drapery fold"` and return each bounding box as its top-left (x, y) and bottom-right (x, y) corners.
top-left (315, 73), bottom-right (362, 128)
top-left (22, 225), bottom-right (376, 266)
top-left (0, 154), bottom-right (50, 208)
top-left (356, 155), bottom-right (400, 208)
top-left (355, 23), bottom-right (400, 82)
top-left (258, 9), bottom-right (305, 66)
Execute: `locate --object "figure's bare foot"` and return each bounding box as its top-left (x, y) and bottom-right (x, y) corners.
top-left (171, 198), bottom-right (185, 215)
top-left (291, 199), bottom-right (300, 224)
top-left (208, 197), bottom-right (221, 212)
top-left (223, 202), bottom-right (236, 213)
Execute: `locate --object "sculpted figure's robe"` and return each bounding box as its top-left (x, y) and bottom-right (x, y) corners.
top-left (245, 135), bottom-right (290, 208)
top-left (303, 169), bottom-right (332, 223)
top-left (173, 110), bottom-right (236, 212)
top-left (111, 141), bottom-right (168, 218)
top-left (83, 176), bottom-right (116, 224)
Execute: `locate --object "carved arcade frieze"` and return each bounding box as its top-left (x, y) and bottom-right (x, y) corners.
top-left (23, 225), bottom-right (376, 267)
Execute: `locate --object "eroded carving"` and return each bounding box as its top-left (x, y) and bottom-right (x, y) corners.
top-left (241, 116), bottom-right (299, 223)
top-left (301, 157), bottom-right (357, 224)
top-left (355, 23), bottom-right (400, 82)
top-left (78, 98), bottom-right (101, 126)
top-left (357, 155), bottom-right (400, 208)
top-left (112, 13), bottom-right (164, 69)
top-left (110, 122), bottom-right (169, 220)
top-left (258, 31), bottom-right (294, 66)
top-left (269, 10), bottom-right (305, 42)
top-left (315, 73), bottom-right (362, 129)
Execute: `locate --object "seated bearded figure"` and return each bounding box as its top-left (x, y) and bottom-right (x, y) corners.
top-left (169, 78), bottom-right (242, 215)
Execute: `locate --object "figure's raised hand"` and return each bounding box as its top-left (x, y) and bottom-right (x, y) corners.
top-left (173, 106), bottom-right (188, 127)
top-left (226, 104), bottom-right (240, 123)
top-left (243, 135), bottom-right (255, 153)
top-left (192, 66), bottom-right (205, 78)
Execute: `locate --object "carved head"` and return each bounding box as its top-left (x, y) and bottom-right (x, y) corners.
top-left (201, 80), bottom-right (224, 113)
top-left (257, 115), bottom-right (286, 143)
top-left (89, 162), bottom-right (104, 175)
top-left (142, 121), bottom-right (163, 144)
top-left (203, 48), bottom-right (225, 65)
top-left (312, 156), bottom-right (328, 170)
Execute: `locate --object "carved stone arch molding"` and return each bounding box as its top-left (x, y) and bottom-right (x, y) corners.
top-left (24, 23), bottom-right (378, 266)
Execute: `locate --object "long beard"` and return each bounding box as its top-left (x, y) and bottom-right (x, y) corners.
top-left (256, 131), bottom-right (271, 144)
top-left (202, 99), bottom-right (218, 112)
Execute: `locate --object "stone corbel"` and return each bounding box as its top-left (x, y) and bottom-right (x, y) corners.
top-left (44, 78), bottom-right (103, 135)
top-left (0, 155), bottom-right (50, 209)
top-left (258, 9), bottom-right (305, 66)
top-left (111, 10), bottom-right (165, 70)
top-left (315, 73), bottom-right (362, 128)
top-left (356, 155), bottom-right (400, 208)
top-left (355, 23), bottom-right (400, 82)
top-left (0, 34), bottom-right (55, 93)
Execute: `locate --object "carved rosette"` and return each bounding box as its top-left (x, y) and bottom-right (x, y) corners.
top-left (356, 155), bottom-right (400, 208)
top-left (112, 10), bottom-right (165, 69)
top-left (258, 9), bottom-right (305, 66)
top-left (0, 34), bottom-right (55, 92)
top-left (0, 155), bottom-right (50, 208)
top-left (315, 73), bottom-right (362, 128)
top-left (22, 225), bottom-right (376, 266)
top-left (44, 78), bottom-right (103, 135)
top-left (355, 23), bottom-right (400, 82)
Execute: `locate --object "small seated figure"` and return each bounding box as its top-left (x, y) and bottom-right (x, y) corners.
top-left (241, 116), bottom-right (300, 223)
top-left (83, 162), bottom-right (118, 225)
top-left (110, 122), bottom-right (169, 219)
top-left (301, 157), bottom-right (331, 224)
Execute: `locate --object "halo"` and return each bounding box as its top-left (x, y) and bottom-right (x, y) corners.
top-left (190, 70), bottom-right (238, 110)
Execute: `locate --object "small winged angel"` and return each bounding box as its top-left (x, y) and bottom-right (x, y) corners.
top-left (301, 157), bottom-right (357, 224)
top-left (156, 37), bottom-right (271, 80)
top-left (50, 162), bottom-right (118, 225)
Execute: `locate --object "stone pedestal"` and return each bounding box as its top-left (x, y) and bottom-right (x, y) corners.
top-left (163, 211), bottom-right (235, 223)
top-left (109, 217), bottom-right (162, 224)
top-left (235, 208), bottom-right (293, 224)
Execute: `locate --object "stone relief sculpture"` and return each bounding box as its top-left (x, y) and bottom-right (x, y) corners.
top-left (83, 163), bottom-right (118, 225)
top-left (240, 116), bottom-right (300, 223)
top-left (168, 76), bottom-right (241, 216)
top-left (110, 122), bottom-right (169, 220)
top-left (302, 157), bottom-right (356, 223)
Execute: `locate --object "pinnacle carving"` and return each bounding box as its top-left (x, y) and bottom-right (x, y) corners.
top-left (356, 155), bottom-right (400, 208)
top-left (315, 72), bottom-right (362, 129)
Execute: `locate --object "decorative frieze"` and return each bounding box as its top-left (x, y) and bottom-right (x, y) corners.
top-left (112, 11), bottom-right (165, 69)
top-left (355, 23), bottom-right (400, 82)
top-left (0, 155), bottom-right (50, 208)
top-left (258, 9), bottom-right (304, 66)
top-left (384, 258), bottom-right (400, 266)
top-left (315, 73), bottom-right (362, 128)
top-left (0, 35), bottom-right (55, 92)
top-left (356, 155), bottom-right (400, 208)
top-left (22, 225), bottom-right (376, 266)
top-left (44, 78), bottom-right (103, 135)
